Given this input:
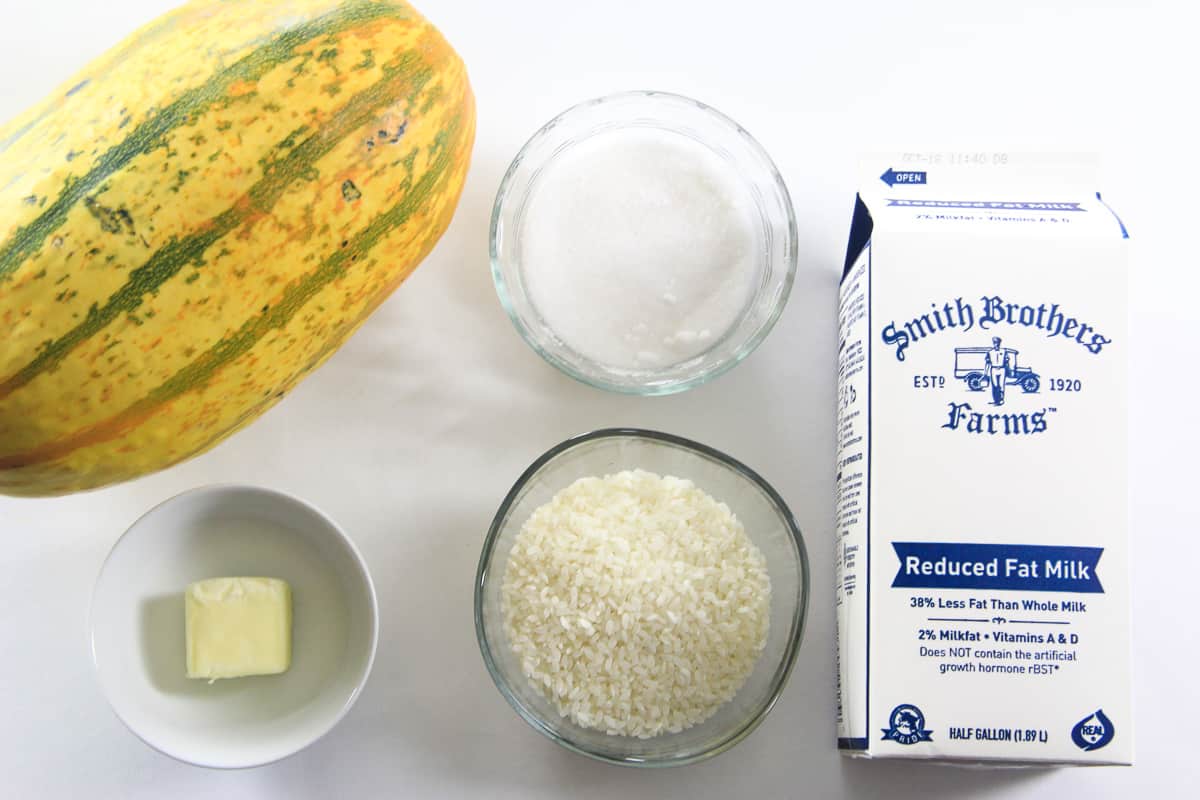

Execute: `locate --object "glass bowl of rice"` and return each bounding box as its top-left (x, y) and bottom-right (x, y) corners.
top-left (474, 429), bottom-right (808, 766)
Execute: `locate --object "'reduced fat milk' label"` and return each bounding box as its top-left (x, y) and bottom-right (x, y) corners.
top-left (835, 153), bottom-right (1131, 764)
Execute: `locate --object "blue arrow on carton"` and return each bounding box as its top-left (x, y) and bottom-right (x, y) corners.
top-left (880, 167), bottom-right (927, 187)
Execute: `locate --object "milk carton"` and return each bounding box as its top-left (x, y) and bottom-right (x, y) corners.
top-left (835, 153), bottom-right (1131, 764)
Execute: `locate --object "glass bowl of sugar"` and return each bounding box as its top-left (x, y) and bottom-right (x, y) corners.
top-left (491, 91), bottom-right (797, 395)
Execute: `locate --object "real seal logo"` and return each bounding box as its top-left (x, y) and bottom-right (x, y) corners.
top-left (1071, 709), bottom-right (1115, 751)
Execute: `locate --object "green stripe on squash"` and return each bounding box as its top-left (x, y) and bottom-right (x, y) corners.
top-left (0, 51), bottom-right (432, 399)
top-left (0, 0), bottom-right (404, 282)
top-left (0, 116), bottom-right (459, 471)
top-left (0, 0), bottom-right (475, 496)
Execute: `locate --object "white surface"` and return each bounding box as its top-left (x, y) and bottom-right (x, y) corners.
top-left (91, 486), bottom-right (378, 769)
top-left (0, 0), bottom-right (1195, 796)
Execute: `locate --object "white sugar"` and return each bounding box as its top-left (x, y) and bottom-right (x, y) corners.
top-left (519, 128), bottom-right (758, 370)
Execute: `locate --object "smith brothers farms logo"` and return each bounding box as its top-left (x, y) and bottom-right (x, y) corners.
top-left (880, 295), bottom-right (1112, 435)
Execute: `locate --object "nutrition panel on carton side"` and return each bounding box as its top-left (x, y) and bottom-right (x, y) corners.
top-left (834, 248), bottom-right (870, 745)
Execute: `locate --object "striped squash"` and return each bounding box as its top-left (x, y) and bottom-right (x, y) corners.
top-left (0, 0), bottom-right (474, 496)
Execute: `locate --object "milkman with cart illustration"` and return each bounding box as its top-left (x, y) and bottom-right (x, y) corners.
top-left (952, 338), bottom-right (1041, 407)
top-left (985, 336), bottom-right (1009, 405)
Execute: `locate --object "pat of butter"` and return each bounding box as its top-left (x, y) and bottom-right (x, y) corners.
top-left (185, 577), bottom-right (292, 680)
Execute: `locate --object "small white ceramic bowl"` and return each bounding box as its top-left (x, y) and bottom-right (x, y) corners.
top-left (90, 485), bottom-right (378, 768)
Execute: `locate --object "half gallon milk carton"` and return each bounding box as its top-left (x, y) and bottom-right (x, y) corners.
top-left (835, 153), bottom-right (1131, 764)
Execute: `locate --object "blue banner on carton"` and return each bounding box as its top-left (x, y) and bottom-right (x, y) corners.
top-left (891, 542), bottom-right (1104, 593)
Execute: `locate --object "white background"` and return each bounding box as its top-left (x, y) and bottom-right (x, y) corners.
top-left (0, 0), bottom-right (1195, 797)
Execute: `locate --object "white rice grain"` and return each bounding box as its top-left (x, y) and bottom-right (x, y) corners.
top-left (500, 469), bottom-right (770, 738)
